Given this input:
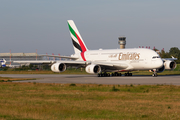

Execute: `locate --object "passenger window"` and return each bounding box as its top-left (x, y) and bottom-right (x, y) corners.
top-left (152, 56), bottom-right (160, 59)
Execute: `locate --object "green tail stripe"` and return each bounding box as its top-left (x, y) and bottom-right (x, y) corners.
top-left (68, 23), bottom-right (77, 39)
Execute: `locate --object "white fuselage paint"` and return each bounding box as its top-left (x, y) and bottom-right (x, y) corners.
top-left (72, 48), bottom-right (163, 71)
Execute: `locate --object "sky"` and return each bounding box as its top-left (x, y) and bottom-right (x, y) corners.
top-left (0, 0), bottom-right (180, 55)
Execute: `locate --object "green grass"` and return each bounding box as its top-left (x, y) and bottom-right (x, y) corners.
top-left (174, 64), bottom-right (180, 71)
top-left (1, 83), bottom-right (180, 119)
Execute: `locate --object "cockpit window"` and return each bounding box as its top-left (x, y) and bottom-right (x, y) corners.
top-left (152, 56), bottom-right (160, 59)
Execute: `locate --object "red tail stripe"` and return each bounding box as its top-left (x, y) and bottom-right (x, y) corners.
top-left (81, 52), bottom-right (86, 61)
top-left (75, 33), bottom-right (87, 61)
top-left (75, 33), bottom-right (87, 52)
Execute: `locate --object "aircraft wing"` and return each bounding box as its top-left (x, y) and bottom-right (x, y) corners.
top-left (13, 60), bottom-right (88, 66)
top-left (92, 61), bottom-right (129, 70)
top-left (40, 55), bottom-right (79, 60)
top-left (13, 60), bottom-right (55, 64)
top-left (13, 60), bottom-right (128, 69)
top-left (57, 61), bottom-right (129, 72)
top-left (162, 57), bottom-right (177, 61)
top-left (61, 61), bottom-right (129, 70)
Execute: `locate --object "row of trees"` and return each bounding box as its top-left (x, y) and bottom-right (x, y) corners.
top-left (158, 47), bottom-right (180, 63)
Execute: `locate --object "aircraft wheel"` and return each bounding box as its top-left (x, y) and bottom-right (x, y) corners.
top-left (101, 73), bottom-right (104, 77)
top-left (152, 73), bottom-right (157, 77)
top-left (104, 72), bottom-right (108, 77)
top-left (98, 74), bottom-right (100, 77)
top-left (152, 74), bottom-right (155, 77)
top-left (107, 73), bottom-right (110, 77)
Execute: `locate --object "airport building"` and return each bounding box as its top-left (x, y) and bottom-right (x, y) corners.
top-left (0, 52), bottom-right (66, 67)
top-left (0, 53), bottom-right (44, 67)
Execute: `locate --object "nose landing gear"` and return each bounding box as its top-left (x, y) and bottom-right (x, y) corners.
top-left (152, 71), bottom-right (158, 77)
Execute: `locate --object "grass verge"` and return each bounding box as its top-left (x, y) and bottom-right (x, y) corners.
top-left (0, 83), bottom-right (180, 119)
top-left (0, 77), bottom-right (36, 82)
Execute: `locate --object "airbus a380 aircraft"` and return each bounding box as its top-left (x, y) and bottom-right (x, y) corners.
top-left (14, 20), bottom-right (177, 77)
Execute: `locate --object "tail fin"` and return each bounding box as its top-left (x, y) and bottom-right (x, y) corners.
top-left (68, 20), bottom-right (88, 54)
top-left (0, 59), bottom-right (6, 67)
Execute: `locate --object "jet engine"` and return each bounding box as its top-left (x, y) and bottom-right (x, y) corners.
top-left (85, 64), bottom-right (101, 74)
top-left (51, 63), bottom-right (66, 72)
top-left (164, 60), bottom-right (176, 70)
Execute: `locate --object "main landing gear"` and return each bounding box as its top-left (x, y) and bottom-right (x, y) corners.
top-left (98, 72), bottom-right (132, 77)
top-left (98, 72), bottom-right (110, 77)
top-left (152, 71), bottom-right (158, 77)
top-left (125, 72), bottom-right (132, 76)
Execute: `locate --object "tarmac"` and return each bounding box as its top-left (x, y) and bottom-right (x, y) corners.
top-left (1, 74), bottom-right (180, 85)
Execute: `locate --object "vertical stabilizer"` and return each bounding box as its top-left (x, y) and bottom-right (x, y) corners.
top-left (0, 59), bottom-right (6, 67)
top-left (68, 20), bottom-right (88, 54)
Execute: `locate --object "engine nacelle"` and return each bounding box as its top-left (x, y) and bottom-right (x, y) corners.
top-left (85, 64), bottom-right (101, 74)
top-left (164, 60), bottom-right (176, 70)
top-left (157, 65), bottom-right (165, 73)
top-left (51, 63), bottom-right (66, 72)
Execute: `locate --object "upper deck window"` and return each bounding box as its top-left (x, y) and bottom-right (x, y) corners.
top-left (152, 56), bottom-right (160, 59)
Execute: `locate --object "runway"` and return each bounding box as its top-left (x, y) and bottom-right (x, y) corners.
top-left (1, 74), bottom-right (180, 85)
